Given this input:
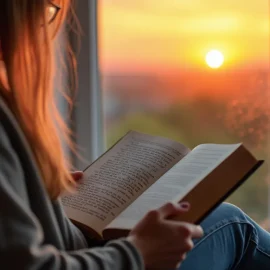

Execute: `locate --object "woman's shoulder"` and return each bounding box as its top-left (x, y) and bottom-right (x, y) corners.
top-left (0, 95), bottom-right (22, 137)
top-left (0, 95), bottom-right (38, 186)
top-left (0, 96), bottom-right (31, 197)
top-left (0, 95), bottom-right (17, 147)
top-left (0, 96), bottom-right (34, 159)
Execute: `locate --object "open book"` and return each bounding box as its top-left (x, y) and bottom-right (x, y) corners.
top-left (62, 131), bottom-right (263, 240)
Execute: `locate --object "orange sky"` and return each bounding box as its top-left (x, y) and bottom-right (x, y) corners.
top-left (99, 0), bottom-right (269, 74)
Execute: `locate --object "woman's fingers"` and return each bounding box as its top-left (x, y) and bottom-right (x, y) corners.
top-left (180, 223), bottom-right (204, 239)
top-left (71, 171), bottom-right (84, 182)
top-left (129, 202), bottom-right (203, 270)
top-left (158, 202), bottom-right (190, 219)
top-left (192, 225), bottom-right (204, 238)
top-left (172, 221), bottom-right (203, 240)
top-left (178, 201), bottom-right (190, 210)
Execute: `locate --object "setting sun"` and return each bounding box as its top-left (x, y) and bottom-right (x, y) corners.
top-left (205, 50), bottom-right (224, 69)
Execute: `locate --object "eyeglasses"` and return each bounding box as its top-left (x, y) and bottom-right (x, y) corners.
top-left (47, 2), bottom-right (61, 24)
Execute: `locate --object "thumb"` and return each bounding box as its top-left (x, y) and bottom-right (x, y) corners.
top-left (158, 202), bottom-right (190, 219)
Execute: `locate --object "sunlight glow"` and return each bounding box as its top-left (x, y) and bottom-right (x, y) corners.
top-left (205, 50), bottom-right (224, 69)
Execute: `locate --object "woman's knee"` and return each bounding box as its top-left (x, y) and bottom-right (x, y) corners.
top-left (215, 202), bottom-right (247, 219)
top-left (200, 203), bottom-right (248, 231)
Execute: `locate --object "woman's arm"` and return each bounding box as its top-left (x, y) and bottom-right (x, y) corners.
top-left (0, 123), bottom-right (143, 270)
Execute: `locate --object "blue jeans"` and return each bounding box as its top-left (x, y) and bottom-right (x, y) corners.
top-left (180, 203), bottom-right (270, 270)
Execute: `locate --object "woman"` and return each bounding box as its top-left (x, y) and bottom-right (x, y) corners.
top-left (0, 1), bottom-right (269, 269)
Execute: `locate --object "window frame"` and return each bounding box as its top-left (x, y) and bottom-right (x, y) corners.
top-left (70, 0), bottom-right (104, 170)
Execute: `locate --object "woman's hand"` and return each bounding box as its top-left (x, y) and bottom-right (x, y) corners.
top-left (127, 202), bottom-right (203, 270)
top-left (71, 171), bottom-right (84, 183)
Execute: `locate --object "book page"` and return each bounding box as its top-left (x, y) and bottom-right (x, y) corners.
top-left (105, 143), bottom-right (241, 230)
top-left (62, 131), bottom-right (189, 235)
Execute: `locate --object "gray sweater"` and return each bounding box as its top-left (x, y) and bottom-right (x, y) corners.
top-left (0, 96), bottom-right (144, 270)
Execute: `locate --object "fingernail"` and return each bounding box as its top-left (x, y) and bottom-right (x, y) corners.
top-left (179, 202), bottom-right (190, 209)
top-left (74, 172), bottom-right (83, 181)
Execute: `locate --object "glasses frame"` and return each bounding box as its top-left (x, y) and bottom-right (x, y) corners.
top-left (47, 2), bottom-right (61, 24)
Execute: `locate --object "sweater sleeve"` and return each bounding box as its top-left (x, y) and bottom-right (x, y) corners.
top-left (0, 123), bottom-right (144, 270)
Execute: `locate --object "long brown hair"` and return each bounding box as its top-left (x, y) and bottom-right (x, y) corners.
top-left (0, 0), bottom-right (76, 199)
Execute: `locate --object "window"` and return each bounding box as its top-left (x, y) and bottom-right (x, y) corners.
top-left (98, 0), bottom-right (270, 228)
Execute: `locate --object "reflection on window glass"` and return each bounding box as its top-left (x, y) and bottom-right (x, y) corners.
top-left (98, 0), bottom-right (270, 229)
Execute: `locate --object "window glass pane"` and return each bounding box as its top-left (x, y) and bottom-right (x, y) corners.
top-left (99, 0), bottom-right (270, 229)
